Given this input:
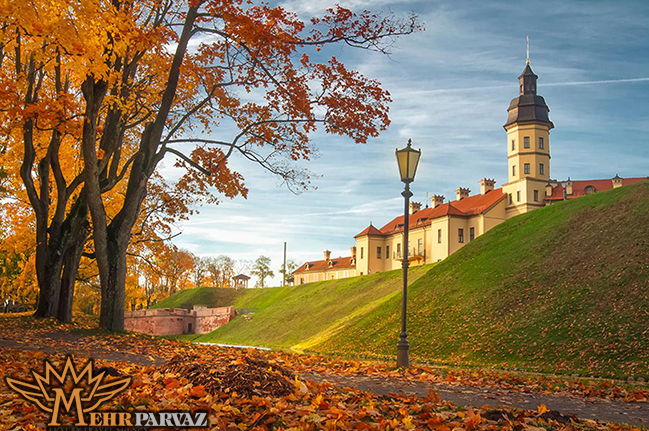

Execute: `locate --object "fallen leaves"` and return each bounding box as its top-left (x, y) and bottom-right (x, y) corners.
top-left (0, 313), bottom-right (647, 431)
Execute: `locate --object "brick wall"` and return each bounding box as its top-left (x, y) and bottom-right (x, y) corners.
top-left (124, 306), bottom-right (235, 336)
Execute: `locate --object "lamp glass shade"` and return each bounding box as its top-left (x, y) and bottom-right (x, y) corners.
top-left (395, 140), bottom-right (421, 183)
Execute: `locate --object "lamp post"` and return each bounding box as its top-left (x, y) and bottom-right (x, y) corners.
top-left (395, 139), bottom-right (421, 368)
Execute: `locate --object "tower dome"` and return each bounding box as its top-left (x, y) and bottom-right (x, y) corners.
top-left (504, 63), bottom-right (554, 129)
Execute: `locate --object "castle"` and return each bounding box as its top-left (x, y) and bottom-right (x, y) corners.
top-left (293, 61), bottom-right (648, 285)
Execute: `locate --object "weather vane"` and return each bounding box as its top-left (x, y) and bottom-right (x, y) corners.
top-left (526, 35), bottom-right (530, 64)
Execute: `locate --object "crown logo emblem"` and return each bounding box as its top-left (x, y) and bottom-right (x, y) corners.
top-left (6, 356), bottom-right (131, 426)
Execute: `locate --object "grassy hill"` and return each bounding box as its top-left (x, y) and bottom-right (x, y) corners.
top-left (152, 286), bottom-right (245, 310)
top-left (167, 181), bottom-right (649, 378)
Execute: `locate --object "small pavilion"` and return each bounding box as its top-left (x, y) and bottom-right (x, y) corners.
top-left (233, 274), bottom-right (250, 290)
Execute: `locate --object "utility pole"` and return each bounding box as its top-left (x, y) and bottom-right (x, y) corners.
top-left (282, 241), bottom-right (287, 287)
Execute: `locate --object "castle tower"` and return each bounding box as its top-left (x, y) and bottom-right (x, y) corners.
top-left (502, 61), bottom-right (554, 217)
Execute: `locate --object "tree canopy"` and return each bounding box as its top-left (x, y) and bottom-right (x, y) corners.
top-left (0, 0), bottom-right (420, 330)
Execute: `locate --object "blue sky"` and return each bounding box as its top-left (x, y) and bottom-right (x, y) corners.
top-left (160, 0), bottom-right (649, 286)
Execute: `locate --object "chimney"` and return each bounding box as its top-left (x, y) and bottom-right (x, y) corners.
top-left (431, 194), bottom-right (445, 208)
top-left (323, 250), bottom-right (331, 261)
top-left (409, 201), bottom-right (422, 215)
top-left (350, 246), bottom-right (357, 258)
top-left (455, 187), bottom-right (471, 201)
top-left (612, 173), bottom-right (623, 188)
top-left (479, 178), bottom-right (496, 195)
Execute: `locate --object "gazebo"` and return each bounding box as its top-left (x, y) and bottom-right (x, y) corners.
top-left (233, 274), bottom-right (250, 290)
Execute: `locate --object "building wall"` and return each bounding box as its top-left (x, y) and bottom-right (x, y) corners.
top-left (124, 306), bottom-right (235, 336)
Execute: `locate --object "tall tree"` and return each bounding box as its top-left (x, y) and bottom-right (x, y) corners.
top-left (251, 255), bottom-right (274, 288)
top-left (1, 0), bottom-right (419, 330)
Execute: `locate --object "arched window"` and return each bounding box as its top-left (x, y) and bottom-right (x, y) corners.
top-left (584, 185), bottom-right (596, 194)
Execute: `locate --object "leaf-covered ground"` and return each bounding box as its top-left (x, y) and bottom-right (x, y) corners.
top-left (0, 314), bottom-right (647, 429)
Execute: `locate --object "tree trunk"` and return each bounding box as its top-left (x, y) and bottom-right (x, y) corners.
top-left (56, 197), bottom-right (89, 322)
top-left (99, 234), bottom-right (129, 331)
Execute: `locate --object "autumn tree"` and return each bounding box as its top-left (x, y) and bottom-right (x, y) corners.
top-left (2, 0), bottom-right (419, 330)
top-left (251, 255), bottom-right (274, 288)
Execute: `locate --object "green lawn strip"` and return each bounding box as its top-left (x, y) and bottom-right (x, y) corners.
top-left (193, 265), bottom-right (431, 349)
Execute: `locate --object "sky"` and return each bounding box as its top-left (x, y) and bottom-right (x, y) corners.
top-left (160, 0), bottom-right (649, 286)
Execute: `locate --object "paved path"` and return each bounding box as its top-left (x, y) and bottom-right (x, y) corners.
top-left (302, 372), bottom-right (649, 426)
top-left (2, 335), bottom-right (647, 426)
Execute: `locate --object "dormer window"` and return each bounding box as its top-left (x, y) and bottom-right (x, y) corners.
top-left (304, 263), bottom-right (310, 270)
top-left (584, 185), bottom-right (596, 194)
top-left (328, 260), bottom-right (334, 268)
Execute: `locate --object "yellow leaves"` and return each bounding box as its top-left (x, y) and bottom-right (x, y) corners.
top-left (537, 404), bottom-right (549, 414)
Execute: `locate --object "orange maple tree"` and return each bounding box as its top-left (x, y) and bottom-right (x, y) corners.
top-left (1, 0), bottom-right (420, 330)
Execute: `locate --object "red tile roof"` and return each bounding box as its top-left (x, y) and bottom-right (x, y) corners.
top-left (293, 256), bottom-right (355, 274)
top-left (545, 177), bottom-right (648, 201)
top-left (353, 224), bottom-right (385, 238)
top-left (356, 189), bottom-right (506, 236)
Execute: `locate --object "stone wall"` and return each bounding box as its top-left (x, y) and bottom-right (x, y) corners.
top-left (124, 306), bottom-right (235, 336)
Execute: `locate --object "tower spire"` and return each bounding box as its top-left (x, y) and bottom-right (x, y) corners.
top-left (526, 35), bottom-right (530, 64)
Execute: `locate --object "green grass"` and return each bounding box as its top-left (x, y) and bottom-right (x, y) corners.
top-left (314, 180), bottom-right (649, 378)
top-left (159, 181), bottom-right (649, 378)
top-left (193, 265), bottom-right (432, 348)
top-left (152, 286), bottom-right (245, 310)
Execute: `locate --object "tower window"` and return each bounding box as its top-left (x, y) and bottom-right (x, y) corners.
top-left (508, 193), bottom-right (512, 204)
top-left (458, 228), bottom-right (464, 243)
top-left (517, 191), bottom-right (521, 202)
top-left (469, 227), bottom-right (475, 241)
top-left (511, 139), bottom-right (515, 151)
top-left (524, 137), bottom-right (530, 148)
top-left (386, 245), bottom-right (390, 259)
top-left (437, 229), bottom-right (442, 243)
top-left (524, 163), bottom-right (530, 174)
top-left (376, 246), bottom-right (381, 259)
top-left (512, 165), bottom-right (516, 177)
top-left (538, 137), bottom-right (544, 149)
top-left (534, 190), bottom-right (539, 202)
top-left (539, 163), bottom-right (545, 175)
top-left (360, 247), bottom-right (363, 259)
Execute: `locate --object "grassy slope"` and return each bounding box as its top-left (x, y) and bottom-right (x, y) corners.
top-left (193, 265), bottom-right (432, 349)
top-left (152, 286), bottom-right (245, 310)
top-left (157, 182), bottom-right (649, 378)
top-left (314, 181), bottom-right (649, 378)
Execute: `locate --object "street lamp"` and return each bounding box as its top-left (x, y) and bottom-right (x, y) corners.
top-left (395, 138), bottom-right (421, 368)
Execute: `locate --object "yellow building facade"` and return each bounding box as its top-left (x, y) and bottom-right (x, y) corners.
top-left (293, 61), bottom-right (648, 284)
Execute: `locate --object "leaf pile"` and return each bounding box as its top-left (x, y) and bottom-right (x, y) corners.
top-left (160, 354), bottom-right (295, 398)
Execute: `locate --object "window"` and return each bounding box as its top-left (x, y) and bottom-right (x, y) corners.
top-left (385, 245), bottom-right (390, 259)
top-left (524, 163), bottom-right (530, 174)
top-left (538, 137), bottom-right (544, 149)
top-left (437, 229), bottom-right (442, 243)
top-left (508, 193), bottom-right (512, 204)
top-left (376, 246), bottom-right (382, 259)
top-left (539, 163), bottom-right (545, 175)
top-left (360, 247), bottom-right (364, 259)
top-left (584, 185), bottom-right (596, 194)
top-left (534, 190), bottom-right (539, 202)
top-left (512, 165), bottom-right (516, 177)
top-left (418, 238), bottom-right (423, 255)
top-left (396, 243), bottom-right (401, 258)
top-left (517, 191), bottom-right (521, 202)
top-left (524, 137), bottom-right (530, 148)
top-left (511, 139), bottom-right (515, 151)
top-left (469, 227), bottom-right (475, 242)
top-left (458, 228), bottom-right (464, 243)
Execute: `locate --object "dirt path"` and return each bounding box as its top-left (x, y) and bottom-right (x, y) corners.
top-left (2, 333), bottom-right (647, 426)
